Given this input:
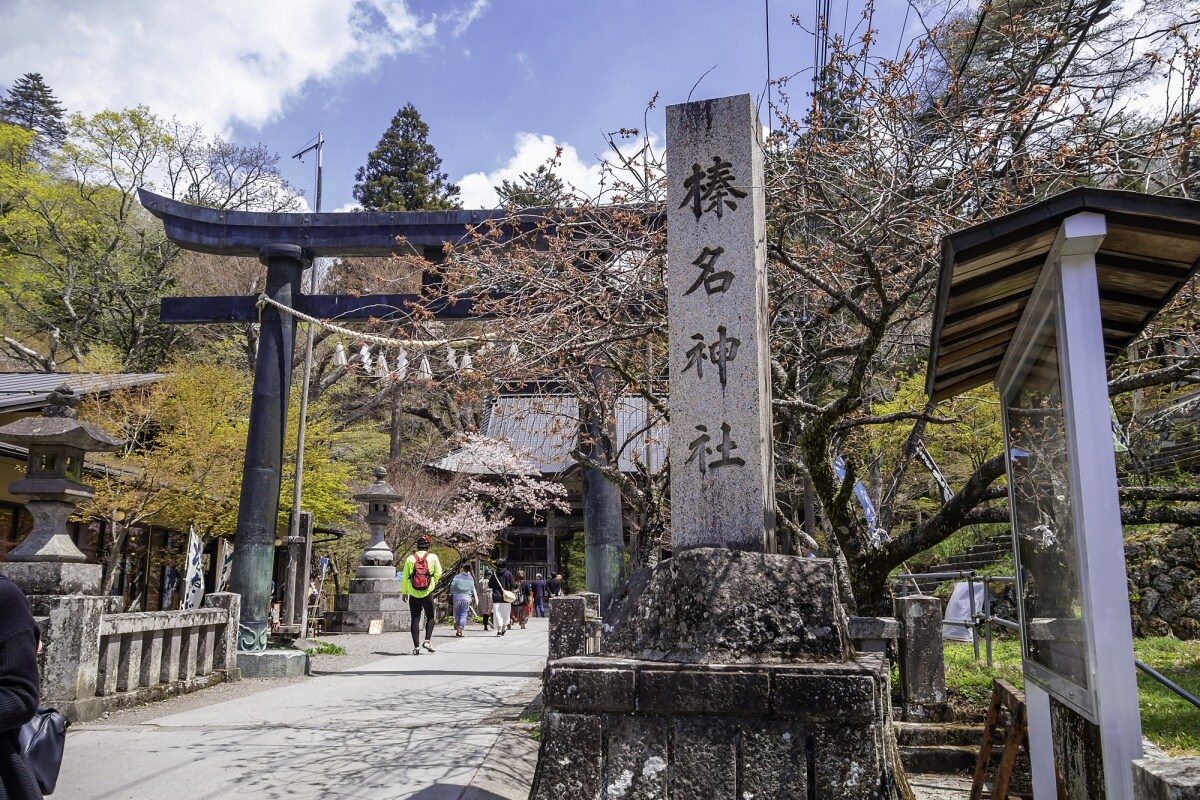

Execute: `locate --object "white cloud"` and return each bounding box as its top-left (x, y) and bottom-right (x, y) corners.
top-left (0, 0), bottom-right (484, 136)
top-left (457, 131), bottom-right (662, 208)
top-left (445, 0), bottom-right (489, 39)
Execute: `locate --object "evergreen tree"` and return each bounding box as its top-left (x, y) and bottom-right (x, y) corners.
top-left (353, 103), bottom-right (461, 211)
top-left (496, 164), bottom-right (570, 208)
top-left (1, 73), bottom-right (67, 149)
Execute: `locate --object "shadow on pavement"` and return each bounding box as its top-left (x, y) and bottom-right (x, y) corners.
top-left (141, 682), bottom-right (537, 799)
top-left (311, 670), bottom-right (544, 678)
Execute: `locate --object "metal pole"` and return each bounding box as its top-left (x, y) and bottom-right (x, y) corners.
top-left (967, 572), bottom-right (980, 661)
top-left (984, 577), bottom-right (993, 668)
top-left (286, 133), bottom-right (323, 636)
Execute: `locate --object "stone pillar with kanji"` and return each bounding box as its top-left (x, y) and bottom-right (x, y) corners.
top-left (666, 93), bottom-right (776, 553)
top-left (531, 95), bottom-right (897, 800)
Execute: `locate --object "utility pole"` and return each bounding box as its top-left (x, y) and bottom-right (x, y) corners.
top-left (283, 132), bottom-right (323, 635)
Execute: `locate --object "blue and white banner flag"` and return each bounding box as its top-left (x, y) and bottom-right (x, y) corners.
top-left (833, 456), bottom-right (883, 544)
top-left (914, 438), bottom-right (955, 504)
top-left (182, 525), bottom-right (205, 611)
top-left (217, 538), bottom-right (235, 593)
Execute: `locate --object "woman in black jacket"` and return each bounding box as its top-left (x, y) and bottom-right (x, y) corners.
top-left (0, 574), bottom-right (41, 800)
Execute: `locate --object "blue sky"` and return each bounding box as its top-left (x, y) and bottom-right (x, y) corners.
top-left (1, 0), bottom-right (911, 210)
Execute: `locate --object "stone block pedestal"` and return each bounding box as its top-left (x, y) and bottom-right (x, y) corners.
top-left (1, 561), bottom-right (102, 596)
top-left (325, 577), bottom-right (410, 633)
top-left (531, 550), bottom-right (898, 799)
top-left (237, 650), bottom-right (308, 679)
top-left (537, 655), bottom-right (892, 800)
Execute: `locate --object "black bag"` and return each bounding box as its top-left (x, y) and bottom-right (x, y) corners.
top-left (18, 706), bottom-right (68, 795)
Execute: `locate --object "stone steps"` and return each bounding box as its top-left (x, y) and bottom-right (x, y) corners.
top-left (895, 721), bottom-right (982, 747)
top-left (899, 744), bottom-right (980, 774)
top-left (896, 722), bottom-right (986, 776)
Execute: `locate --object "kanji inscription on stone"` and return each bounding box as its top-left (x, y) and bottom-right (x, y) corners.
top-left (667, 93), bottom-right (776, 553)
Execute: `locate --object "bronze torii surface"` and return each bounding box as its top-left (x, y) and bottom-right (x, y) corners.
top-left (139, 188), bottom-right (528, 653)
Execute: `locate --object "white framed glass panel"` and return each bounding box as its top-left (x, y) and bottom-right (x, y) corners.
top-left (1001, 266), bottom-right (1093, 716)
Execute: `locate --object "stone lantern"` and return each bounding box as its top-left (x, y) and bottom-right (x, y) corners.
top-left (353, 466), bottom-right (400, 579)
top-left (0, 384), bottom-right (124, 595)
top-left (326, 465), bottom-right (408, 632)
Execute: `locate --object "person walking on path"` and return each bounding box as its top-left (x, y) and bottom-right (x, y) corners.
top-left (546, 573), bottom-right (562, 599)
top-left (513, 570), bottom-right (533, 629)
top-left (449, 564), bottom-right (478, 637)
top-left (400, 536), bottom-right (443, 655)
top-left (532, 574), bottom-right (547, 618)
top-left (0, 574), bottom-right (43, 800)
top-left (476, 567), bottom-right (494, 631)
top-left (488, 560), bottom-right (514, 636)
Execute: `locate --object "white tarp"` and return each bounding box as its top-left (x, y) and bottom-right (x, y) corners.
top-left (943, 580), bottom-right (987, 642)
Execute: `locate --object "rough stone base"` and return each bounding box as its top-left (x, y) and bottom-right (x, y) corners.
top-left (604, 549), bottom-right (850, 663)
top-left (237, 650), bottom-right (307, 678)
top-left (532, 654), bottom-right (896, 800)
top-left (0, 561), bottom-right (102, 595)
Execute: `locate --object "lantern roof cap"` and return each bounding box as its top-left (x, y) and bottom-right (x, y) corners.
top-left (353, 466), bottom-right (401, 504)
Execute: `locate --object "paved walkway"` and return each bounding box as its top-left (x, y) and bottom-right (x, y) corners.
top-left (56, 619), bottom-right (547, 800)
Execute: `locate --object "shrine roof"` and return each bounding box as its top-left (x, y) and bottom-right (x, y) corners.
top-left (926, 188), bottom-right (1200, 403)
top-left (0, 373), bottom-right (163, 412)
top-left (430, 394), bottom-right (667, 476)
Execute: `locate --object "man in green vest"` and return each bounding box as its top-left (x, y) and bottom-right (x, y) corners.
top-left (401, 535), bottom-right (443, 655)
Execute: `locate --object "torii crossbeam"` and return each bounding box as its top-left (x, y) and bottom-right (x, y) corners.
top-left (139, 189), bottom-right (531, 655)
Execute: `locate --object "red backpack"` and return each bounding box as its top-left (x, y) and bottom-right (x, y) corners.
top-left (411, 553), bottom-right (431, 591)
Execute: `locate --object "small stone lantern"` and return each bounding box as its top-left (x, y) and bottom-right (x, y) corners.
top-left (352, 466), bottom-right (400, 579)
top-left (0, 384), bottom-right (124, 595)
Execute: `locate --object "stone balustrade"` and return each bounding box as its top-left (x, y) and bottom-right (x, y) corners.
top-left (30, 591), bottom-right (240, 722)
top-left (97, 603), bottom-right (237, 697)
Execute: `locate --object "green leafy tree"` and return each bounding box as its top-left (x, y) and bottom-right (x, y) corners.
top-left (353, 103), bottom-right (461, 211)
top-left (0, 107), bottom-right (299, 372)
top-left (1, 73), bottom-right (67, 154)
top-left (80, 358), bottom-right (359, 599)
top-left (496, 164), bottom-right (570, 208)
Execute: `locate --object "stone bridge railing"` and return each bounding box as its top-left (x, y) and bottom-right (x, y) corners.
top-left (97, 596), bottom-right (238, 698)
top-left (33, 592), bottom-right (240, 722)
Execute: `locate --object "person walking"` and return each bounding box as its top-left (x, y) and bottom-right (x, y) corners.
top-left (532, 573), bottom-right (547, 618)
top-left (1, 574), bottom-right (43, 800)
top-left (546, 572), bottom-right (563, 599)
top-left (400, 536), bottom-right (443, 655)
top-left (513, 569), bottom-right (533, 629)
top-left (488, 560), bottom-right (514, 636)
top-left (476, 567), bottom-right (494, 631)
top-left (449, 564), bottom-right (478, 638)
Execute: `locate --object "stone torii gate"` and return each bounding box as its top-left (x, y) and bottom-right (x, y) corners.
top-left (138, 190), bottom-right (552, 668)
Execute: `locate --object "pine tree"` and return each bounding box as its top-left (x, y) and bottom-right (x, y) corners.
top-left (353, 103), bottom-right (461, 211)
top-left (1, 73), bottom-right (67, 148)
top-left (496, 164), bottom-right (570, 208)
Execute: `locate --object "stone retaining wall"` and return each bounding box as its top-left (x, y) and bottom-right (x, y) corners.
top-left (1125, 529), bottom-right (1200, 640)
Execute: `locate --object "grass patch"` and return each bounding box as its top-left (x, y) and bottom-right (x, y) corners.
top-left (1135, 637), bottom-right (1200, 756)
top-left (943, 640), bottom-right (1024, 719)
top-left (304, 640), bottom-right (347, 656)
top-left (942, 637), bottom-right (1200, 755)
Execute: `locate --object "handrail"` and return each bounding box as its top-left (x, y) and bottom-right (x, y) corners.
top-left (1136, 659), bottom-right (1200, 710)
top-left (894, 570), bottom-right (1015, 583)
top-left (896, 567), bottom-right (1200, 712)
